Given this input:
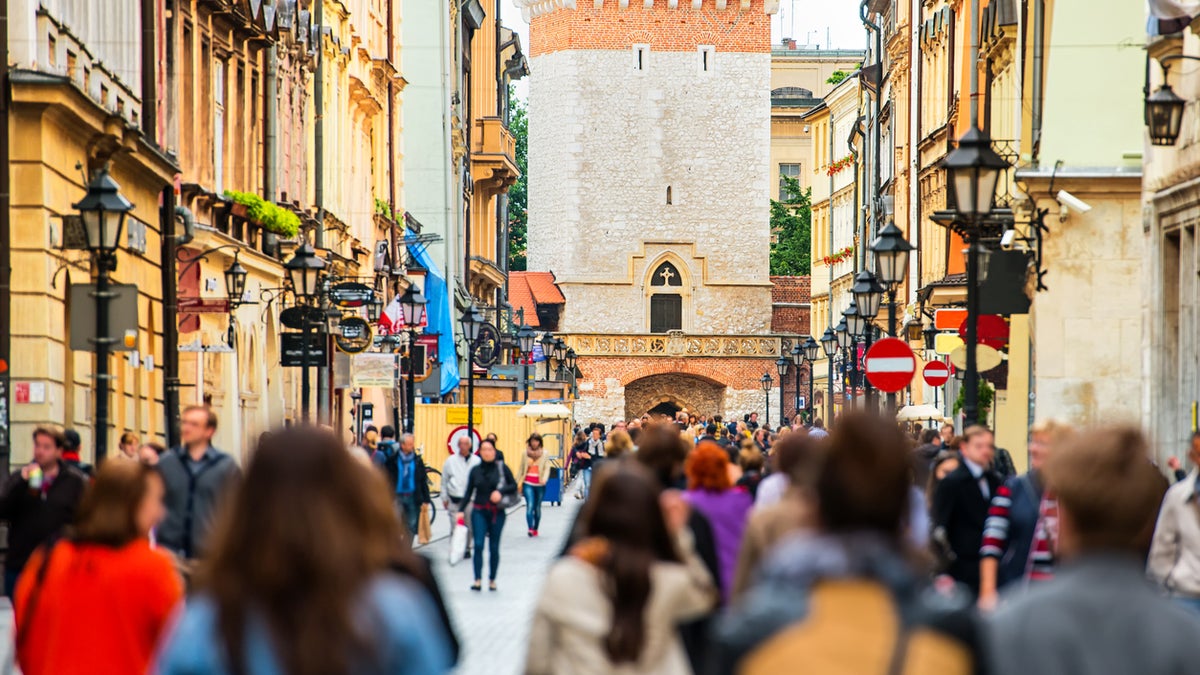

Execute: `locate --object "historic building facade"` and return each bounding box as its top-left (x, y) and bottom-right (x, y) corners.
top-left (520, 0), bottom-right (784, 423)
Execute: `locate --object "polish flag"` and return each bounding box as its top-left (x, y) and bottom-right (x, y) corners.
top-left (377, 295), bottom-right (404, 335)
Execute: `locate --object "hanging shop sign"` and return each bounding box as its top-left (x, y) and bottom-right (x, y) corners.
top-left (280, 305), bottom-right (327, 330)
top-left (472, 323), bottom-right (501, 368)
top-left (280, 333), bottom-right (328, 367)
top-left (328, 282), bottom-right (375, 308)
top-left (336, 317), bottom-right (373, 354)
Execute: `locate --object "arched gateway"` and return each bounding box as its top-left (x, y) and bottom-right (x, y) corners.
top-left (624, 373), bottom-right (726, 421)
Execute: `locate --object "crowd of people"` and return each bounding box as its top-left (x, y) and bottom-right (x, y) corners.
top-left (1, 402), bottom-right (1199, 674)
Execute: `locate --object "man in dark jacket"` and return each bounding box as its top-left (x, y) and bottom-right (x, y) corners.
top-left (372, 429), bottom-right (430, 541)
top-left (931, 425), bottom-right (1001, 597)
top-left (0, 425), bottom-right (88, 596)
top-left (157, 406), bottom-right (242, 560)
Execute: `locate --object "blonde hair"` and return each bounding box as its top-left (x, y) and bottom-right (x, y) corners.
top-left (1031, 418), bottom-right (1074, 444)
top-left (605, 430), bottom-right (635, 459)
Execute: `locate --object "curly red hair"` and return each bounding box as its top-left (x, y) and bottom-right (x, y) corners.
top-left (686, 442), bottom-right (732, 491)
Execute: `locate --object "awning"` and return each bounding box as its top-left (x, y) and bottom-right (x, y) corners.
top-left (405, 228), bottom-right (460, 397)
top-left (517, 403), bottom-right (573, 420)
top-left (896, 404), bottom-right (949, 422)
top-left (1149, 0), bottom-right (1200, 35)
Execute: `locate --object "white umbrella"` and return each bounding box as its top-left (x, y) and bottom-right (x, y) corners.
top-left (896, 404), bottom-right (948, 422)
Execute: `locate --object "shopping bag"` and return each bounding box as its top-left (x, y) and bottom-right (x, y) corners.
top-left (449, 513), bottom-right (469, 566)
top-left (418, 503), bottom-right (432, 545)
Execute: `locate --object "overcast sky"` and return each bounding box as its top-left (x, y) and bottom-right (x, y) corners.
top-left (501, 0), bottom-right (867, 97)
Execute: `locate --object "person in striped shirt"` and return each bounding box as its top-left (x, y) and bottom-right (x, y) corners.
top-left (978, 419), bottom-right (1075, 610)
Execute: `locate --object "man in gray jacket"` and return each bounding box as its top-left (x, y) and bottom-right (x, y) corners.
top-left (157, 406), bottom-right (241, 560)
top-left (989, 426), bottom-right (1199, 675)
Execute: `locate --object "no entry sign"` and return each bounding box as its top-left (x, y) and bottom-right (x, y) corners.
top-left (864, 338), bottom-right (917, 393)
top-left (923, 361), bottom-right (951, 387)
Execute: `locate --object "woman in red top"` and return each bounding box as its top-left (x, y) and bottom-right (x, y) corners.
top-left (519, 434), bottom-right (551, 537)
top-left (14, 460), bottom-right (183, 675)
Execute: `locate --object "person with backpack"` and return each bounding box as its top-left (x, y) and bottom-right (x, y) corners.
top-left (372, 428), bottom-right (431, 544)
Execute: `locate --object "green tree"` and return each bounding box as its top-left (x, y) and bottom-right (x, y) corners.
top-left (507, 87), bottom-right (528, 272)
top-left (826, 70), bottom-right (849, 85)
top-left (770, 176), bottom-right (812, 276)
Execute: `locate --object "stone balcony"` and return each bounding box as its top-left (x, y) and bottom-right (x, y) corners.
top-left (561, 332), bottom-right (787, 358)
top-left (470, 116), bottom-right (520, 194)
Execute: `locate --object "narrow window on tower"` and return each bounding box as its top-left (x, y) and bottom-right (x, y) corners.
top-left (634, 44), bottom-right (649, 71)
top-left (666, 186), bottom-right (673, 205)
top-left (698, 45), bottom-right (714, 73)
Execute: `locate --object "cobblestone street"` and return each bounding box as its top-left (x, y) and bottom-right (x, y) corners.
top-left (420, 493), bottom-right (580, 675)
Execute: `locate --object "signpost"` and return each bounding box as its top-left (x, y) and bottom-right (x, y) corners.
top-left (923, 361), bottom-right (951, 387)
top-left (863, 338), bottom-right (917, 393)
top-left (281, 333), bottom-right (328, 367)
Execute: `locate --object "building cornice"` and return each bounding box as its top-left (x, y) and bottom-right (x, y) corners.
top-left (517, 0), bottom-right (779, 21)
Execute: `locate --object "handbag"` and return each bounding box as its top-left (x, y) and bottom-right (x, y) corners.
top-left (417, 503), bottom-right (433, 545)
top-left (496, 467), bottom-right (522, 510)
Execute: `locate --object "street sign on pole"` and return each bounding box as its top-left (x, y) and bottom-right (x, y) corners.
top-left (864, 338), bottom-right (917, 393)
top-left (923, 361), bottom-right (951, 387)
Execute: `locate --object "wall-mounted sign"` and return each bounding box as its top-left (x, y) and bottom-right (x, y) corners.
top-left (178, 297), bottom-right (230, 314)
top-left (281, 333), bottom-right (329, 367)
top-left (351, 353), bottom-right (398, 388)
top-left (329, 282), bottom-right (374, 308)
top-left (336, 317), bottom-right (373, 354)
top-left (280, 306), bottom-right (326, 330)
top-left (472, 323), bottom-right (501, 368)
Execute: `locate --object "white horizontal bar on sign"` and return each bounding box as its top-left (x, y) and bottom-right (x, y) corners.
top-left (866, 357), bottom-right (915, 373)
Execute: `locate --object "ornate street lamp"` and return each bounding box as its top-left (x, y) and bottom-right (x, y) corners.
top-left (461, 304), bottom-right (486, 438)
top-left (843, 301), bottom-right (866, 340)
top-left (820, 328), bottom-right (837, 358)
top-left (1146, 82), bottom-right (1187, 146)
top-left (366, 295), bottom-right (383, 323)
top-left (565, 348), bottom-right (579, 397)
top-left (285, 244), bottom-right (326, 303)
top-left (775, 356), bottom-right (790, 426)
top-left (803, 336), bottom-right (821, 362)
top-left (760, 373), bottom-right (773, 430)
top-left (540, 332), bottom-right (556, 380)
top-left (872, 221), bottom-right (915, 288)
top-left (851, 270), bottom-right (885, 321)
top-left (791, 342), bottom-right (804, 367)
top-left (516, 323), bottom-right (536, 403)
top-left (223, 253), bottom-right (248, 309)
top-left (73, 167), bottom-right (134, 463)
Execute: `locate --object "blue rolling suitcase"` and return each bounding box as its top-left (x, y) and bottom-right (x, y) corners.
top-left (543, 463), bottom-right (563, 506)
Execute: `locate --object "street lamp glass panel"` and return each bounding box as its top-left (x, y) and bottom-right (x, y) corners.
top-left (224, 257), bottom-right (248, 306)
top-left (851, 271), bottom-right (885, 319)
top-left (871, 221), bottom-right (914, 287)
top-left (942, 126), bottom-right (1010, 218)
top-left (516, 324), bottom-right (537, 354)
top-left (760, 373), bottom-right (773, 391)
top-left (540, 332), bottom-right (555, 352)
top-left (284, 244), bottom-right (326, 301)
top-left (776, 356), bottom-right (790, 377)
top-left (1147, 84), bottom-right (1187, 146)
top-left (462, 305), bottom-right (485, 342)
top-left (366, 296), bottom-right (383, 322)
top-left (843, 302), bottom-right (866, 337)
top-left (923, 324), bottom-right (938, 351)
top-left (73, 167), bottom-right (134, 252)
top-left (565, 348), bottom-right (578, 370)
top-left (791, 342), bottom-right (804, 366)
top-left (401, 287), bottom-right (428, 328)
top-left (553, 338), bottom-right (567, 361)
top-left (820, 328), bottom-right (838, 357)
top-left (836, 318), bottom-right (852, 349)
top-left (804, 336), bottom-right (821, 362)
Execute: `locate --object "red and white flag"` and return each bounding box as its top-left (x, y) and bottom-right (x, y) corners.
top-left (377, 294), bottom-right (404, 335)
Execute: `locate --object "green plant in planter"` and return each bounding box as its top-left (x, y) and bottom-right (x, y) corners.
top-left (374, 197), bottom-right (394, 221)
top-left (953, 379), bottom-right (995, 421)
top-left (222, 190), bottom-right (299, 238)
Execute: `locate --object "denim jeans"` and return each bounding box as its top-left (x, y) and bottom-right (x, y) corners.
top-left (581, 467), bottom-right (593, 499)
top-left (523, 483), bottom-right (545, 530)
top-left (1174, 596), bottom-right (1200, 618)
top-left (471, 507), bottom-right (506, 581)
top-left (396, 492), bottom-right (420, 542)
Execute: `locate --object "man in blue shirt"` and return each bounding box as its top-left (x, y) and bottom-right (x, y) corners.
top-left (372, 428), bottom-right (430, 543)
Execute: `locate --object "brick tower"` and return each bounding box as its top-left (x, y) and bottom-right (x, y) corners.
top-left (520, 0), bottom-right (786, 424)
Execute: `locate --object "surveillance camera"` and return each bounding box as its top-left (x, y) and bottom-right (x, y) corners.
top-left (1056, 190), bottom-right (1092, 215)
top-left (1000, 229), bottom-right (1017, 251)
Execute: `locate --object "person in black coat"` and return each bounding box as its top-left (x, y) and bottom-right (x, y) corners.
top-left (458, 439), bottom-right (517, 591)
top-left (931, 426), bottom-right (1002, 598)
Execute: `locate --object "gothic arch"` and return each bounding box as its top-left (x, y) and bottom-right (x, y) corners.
top-left (618, 360), bottom-right (732, 388)
top-left (624, 373), bottom-right (726, 420)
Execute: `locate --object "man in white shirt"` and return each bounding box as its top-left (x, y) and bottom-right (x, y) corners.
top-left (443, 436), bottom-right (481, 558)
top-left (1148, 432), bottom-right (1200, 616)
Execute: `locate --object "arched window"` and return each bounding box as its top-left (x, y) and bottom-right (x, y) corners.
top-left (648, 261), bottom-right (683, 333)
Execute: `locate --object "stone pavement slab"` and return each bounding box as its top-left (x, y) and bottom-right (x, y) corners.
top-left (419, 495), bottom-right (581, 675)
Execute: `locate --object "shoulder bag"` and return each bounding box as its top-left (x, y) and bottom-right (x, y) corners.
top-left (496, 466), bottom-right (522, 510)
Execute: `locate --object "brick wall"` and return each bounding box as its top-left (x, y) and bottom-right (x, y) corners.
top-left (529, 0), bottom-right (772, 57)
top-left (771, 275), bottom-right (811, 335)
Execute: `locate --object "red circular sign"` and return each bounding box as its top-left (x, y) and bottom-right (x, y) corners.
top-left (957, 314), bottom-right (1009, 350)
top-left (923, 361), bottom-right (951, 387)
top-left (864, 338), bottom-right (917, 393)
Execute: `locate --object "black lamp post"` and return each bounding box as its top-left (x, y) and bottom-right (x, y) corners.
top-left (540, 332), bottom-right (555, 380)
top-left (842, 303), bottom-right (864, 408)
top-left (803, 336), bottom-right (820, 423)
top-left (940, 125), bottom-right (1010, 426)
top-left (760, 373), bottom-right (773, 430)
top-left (552, 338), bottom-right (567, 380)
top-left (400, 284), bottom-right (428, 434)
top-left (820, 327), bottom-right (837, 424)
top-left (462, 304), bottom-right (485, 438)
top-left (73, 167), bottom-right (133, 462)
top-left (790, 342), bottom-right (803, 423)
top-left (284, 244), bottom-right (327, 424)
top-left (516, 323), bottom-right (536, 403)
top-left (775, 356), bottom-right (790, 428)
top-left (565, 348), bottom-right (578, 397)
top-left (366, 295), bottom-right (383, 323)
top-left (870, 220), bottom-right (915, 409)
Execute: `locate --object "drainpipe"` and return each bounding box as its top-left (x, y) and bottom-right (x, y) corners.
top-left (140, 0), bottom-right (156, 141)
top-left (0, 0), bottom-right (11, 476)
top-left (909, 0), bottom-right (921, 322)
top-left (163, 200), bottom-right (195, 448)
top-left (263, 0), bottom-right (279, 254)
top-left (827, 111), bottom-right (835, 426)
top-left (1031, 0), bottom-right (1044, 155)
top-left (313, 0), bottom-right (330, 425)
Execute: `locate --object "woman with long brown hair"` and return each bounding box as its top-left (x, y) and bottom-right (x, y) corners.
top-left (519, 433), bottom-right (551, 537)
top-left (525, 462), bottom-right (717, 674)
top-left (155, 426), bottom-right (453, 675)
top-left (15, 460), bottom-right (181, 674)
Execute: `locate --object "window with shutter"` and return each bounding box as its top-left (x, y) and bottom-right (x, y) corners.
top-left (650, 294), bottom-right (682, 334)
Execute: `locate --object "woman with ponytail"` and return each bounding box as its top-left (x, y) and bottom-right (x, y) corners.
top-left (524, 462), bottom-right (717, 675)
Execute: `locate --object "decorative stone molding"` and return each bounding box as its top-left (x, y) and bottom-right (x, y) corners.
top-left (564, 331), bottom-right (782, 358)
top-left (516, 0), bottom-right (777, 19)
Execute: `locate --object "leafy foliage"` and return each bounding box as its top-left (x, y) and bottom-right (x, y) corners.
top-left (769, 176), bottom-right (812, 276)
top-left (373, 197), bottom-right (394, 221)
top-left (507, 87), bottom-right (528, 272)
top-left (826, 70), bottom-right (849, 85)
top-left (223, 190), bottom-right (300, 238)
top-left (953, 379), bottom-right (996, 420)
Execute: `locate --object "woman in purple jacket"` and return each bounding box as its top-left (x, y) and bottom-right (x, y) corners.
top-left (683, 442), bottom-right (754, 604)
